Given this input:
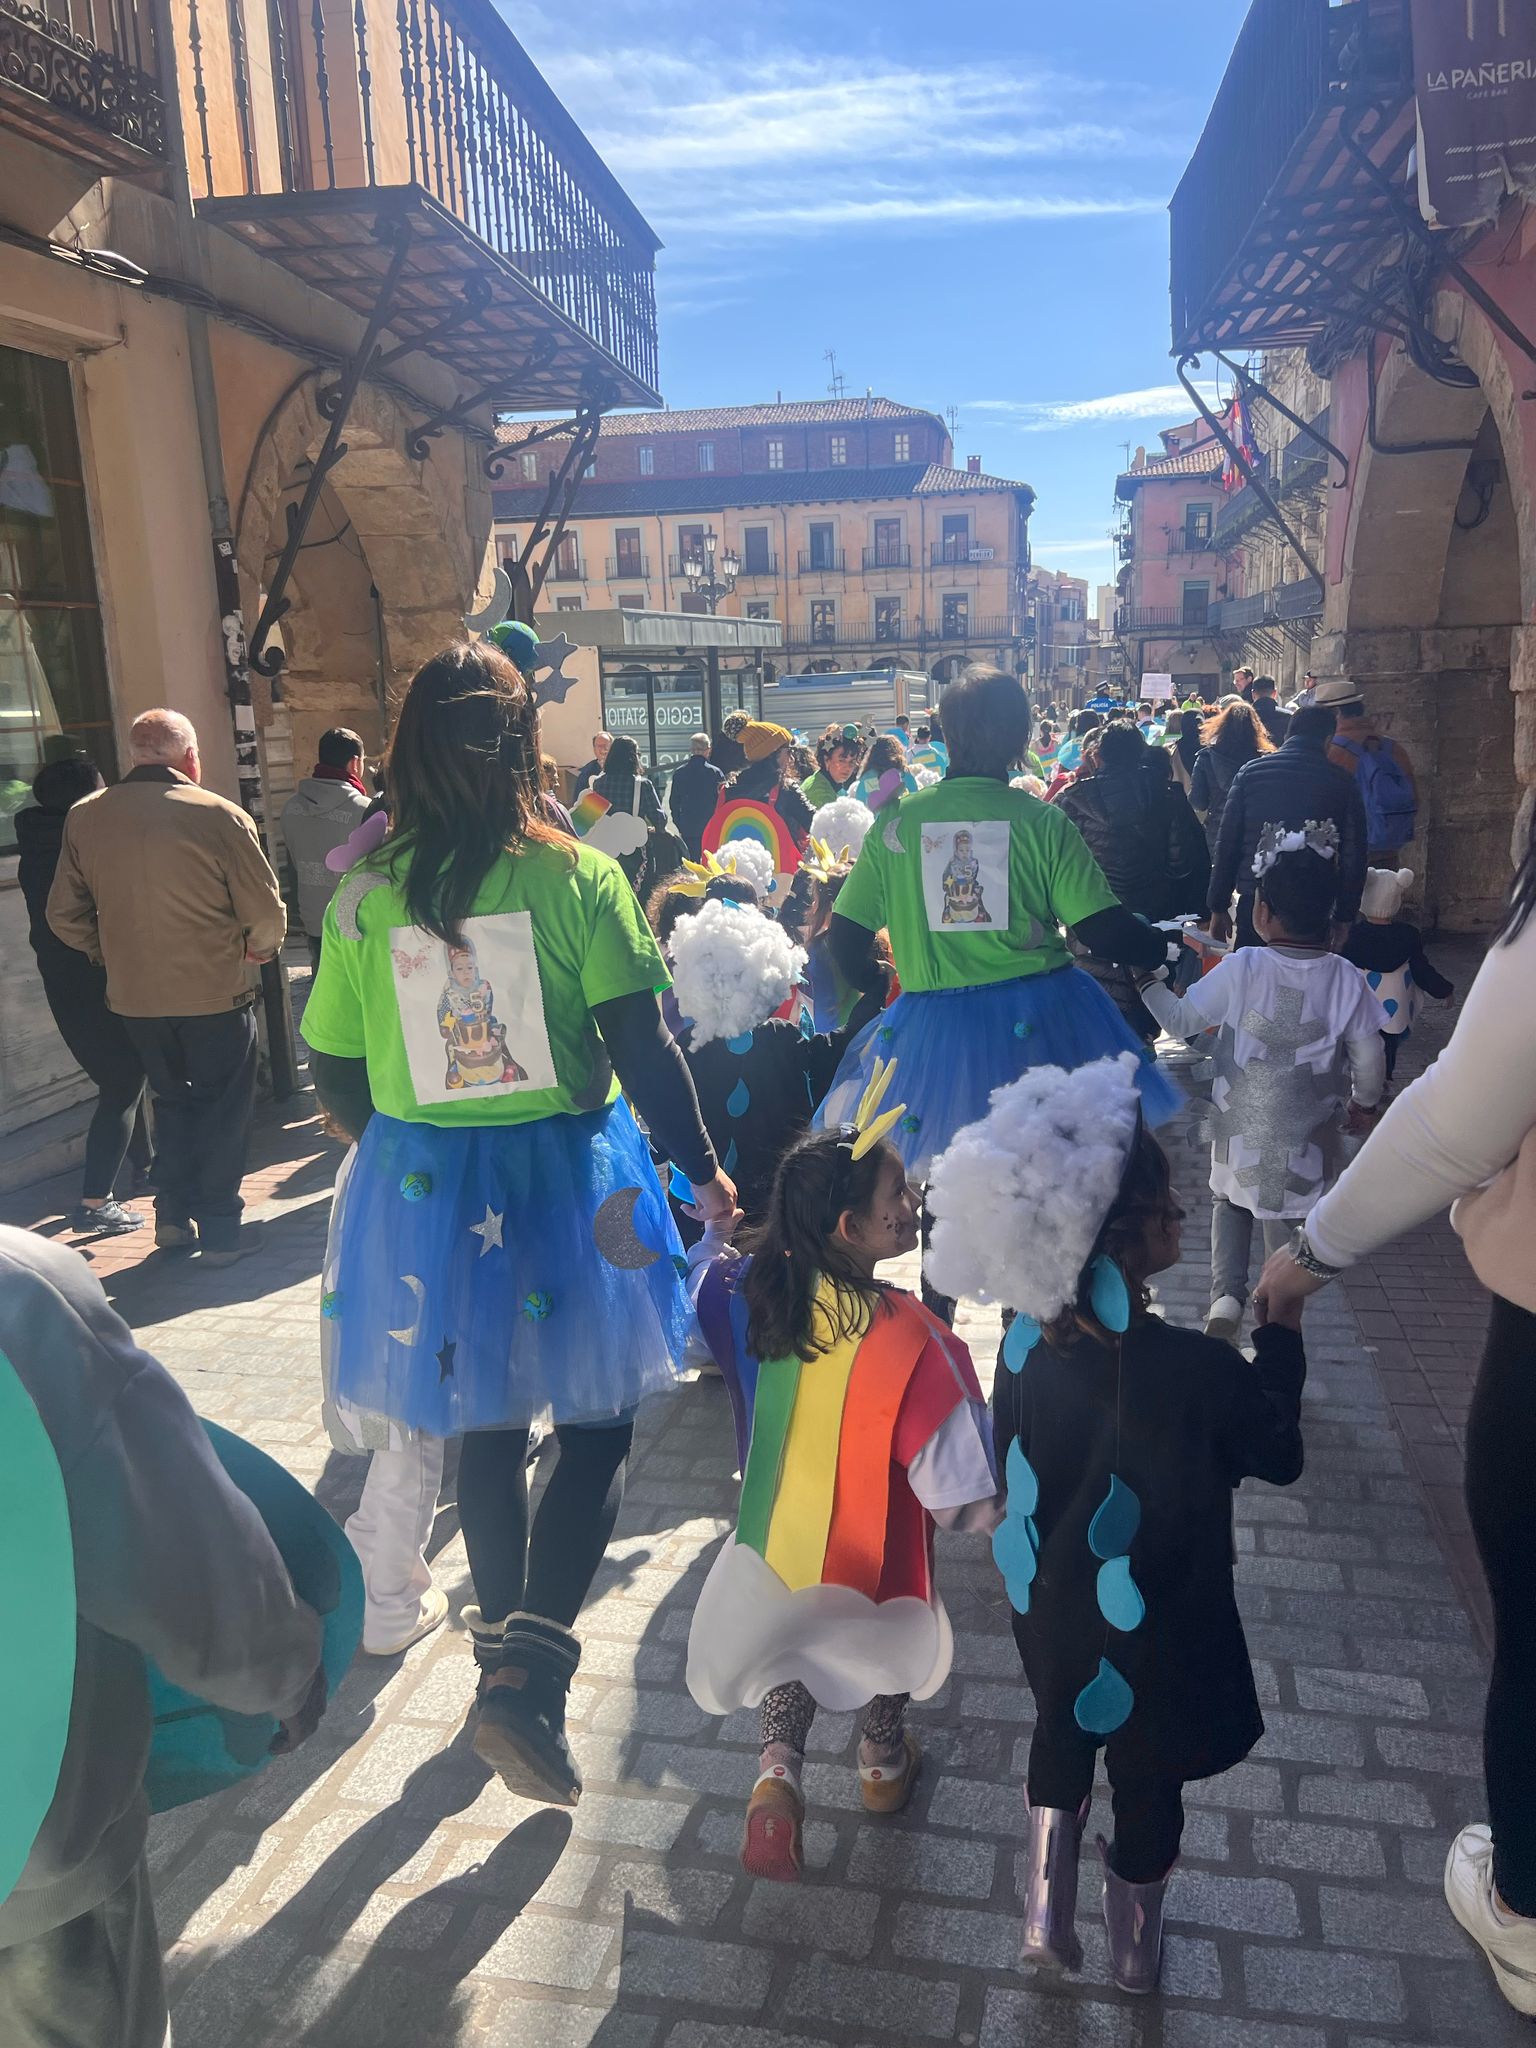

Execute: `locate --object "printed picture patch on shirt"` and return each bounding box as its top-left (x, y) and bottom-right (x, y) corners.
top-left (919, 820), bottom-right (1010, 934)
top-left (391, 912), bottom-right (557, 1106)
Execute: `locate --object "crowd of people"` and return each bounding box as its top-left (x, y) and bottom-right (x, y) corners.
top-left (11, 639), bottom-right (1536, 2045)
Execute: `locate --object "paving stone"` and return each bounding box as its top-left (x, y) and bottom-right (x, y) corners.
top-left (1167, 1869), bottom-right (1300, 1936)
top-left (979, 1988), bottom-right (1145, 2047)
top-left (665, 2028), bottom-right (830, 2048)
top-left (1163, 2018), bottom-right (1327, 2048)
top-left (590, 1689), bottom-right (711, 1738)
top-left (1253, 1711), bottom-right (1366, 1767)
top-left (1353, 1634), bottom-right (1486, 1678)
top-left (476, 1999), bottom-right (659, 2048)
top-left (1319, 1885), bottom-right (1474, 1958)
top-left (1242, 1944), bottom-right (1406, 2022)
top-left (572, 1794), bottom-right (693, 1852)
top-left (1296, 1775), bottom-right (1437, 1828)
top-left (1183, 1761), bottom-right (1285, 1813)
top-left (1261, 1528), bottom-right (1378, 1563)
top-left (1250, 1820), bottom-right (1386, 1878)
top-left (619, 1932), bottom-right (773, 2011)
top-left (893, 1900), bottom-right (1019, 1970)
top-left (1291, 1667), bottom-right (1431, 1720)
top-left (847, 1826), bottom-right (996, 1898)
top-left (782, 1953), bottom-right (961, 2037)
top-left (959, 1678), bottom-right (1035, 1720)
top-left (928, 1775), bottom-right (1018, 1832)
top-left (1236, 1555), bottom-right (1346, 1592)
top-left (741, 1879), bottom-right (880, 1957)
top-left (597, 1862), bottom-right (735, 1927)
top-left (1375, 1726), bottom-right (1483, 1776)
top-left (471, 1913), bottom-right (615, 1990)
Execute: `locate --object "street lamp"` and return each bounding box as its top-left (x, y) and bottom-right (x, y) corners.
top-left (682, 528), bottom-right (740, 614)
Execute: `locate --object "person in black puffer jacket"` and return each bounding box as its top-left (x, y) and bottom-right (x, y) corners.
top-left (1189, 699), bottom-right (1271, 862)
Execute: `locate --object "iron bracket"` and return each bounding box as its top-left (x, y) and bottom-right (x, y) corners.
top-left (1175, 353), bottom-right (1325, 589)
top-left (407, 334), bottom-right (560, 459)
top-left (374, 272), bottom-right (493, 371)
top-left (508, 395), bottom-right (606, 624)
top-left (1211, 349), bottom-right (1351, 484)
top-left (249, 214), bottom-right (414, 679)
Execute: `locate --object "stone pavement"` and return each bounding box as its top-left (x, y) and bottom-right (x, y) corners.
top-left (3, 947), bottom-right (1521, 2048)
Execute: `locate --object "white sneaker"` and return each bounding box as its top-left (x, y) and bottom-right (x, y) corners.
top-left (362, 1584), bottom-right (449, 1657)
top-left (1204, 1295), bottom-right (1244, 1341)
top-left (1445, 1822), bottom-right (1536, 2016)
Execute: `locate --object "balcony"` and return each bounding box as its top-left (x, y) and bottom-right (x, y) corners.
top-left (546, 558), bottom-right (586, 583)
top-left (0, 0), bottom-right (166, 168)
top-left (1274, 575), bottom-right (1323, 621)
top-left (1213, 408), bottom-right (1333, 547)
top-left (1170, 0), bottom-right (1413, 355)
top-left (1170, 524), bottom-right (1216, 556)
top-left (798, 549), bottom-right (847, 575)
top-left (1115, 605), bottom-right (1217, 635)
top-left (738, 552), bottom-right (779, 578)
top-left (781, 614), bottom-right (1021, 649)
top-left (930, 542), bottom-right (993, 569)
top-left (1208, 592), bottom-right (1272, 632)
top-left (191, 0), bottom-right (661, 409)
top-left (862, 545), bottom-right (912, 571)
top-left (606, 555), bottom-right (649, 582)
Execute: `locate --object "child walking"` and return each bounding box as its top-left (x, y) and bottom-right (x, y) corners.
top-left (1344, 865), bottom-right (1454, 1085)
top-left (925, 1054), bottom-right (1307, 1992)
top-left (1139, 823), bottom-right (1388, 1339)
top-left (686, 1068), bottom-right (1002, 1881)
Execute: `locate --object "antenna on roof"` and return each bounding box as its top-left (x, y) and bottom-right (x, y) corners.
top-left (824, 348), bottom-right (845, 399)
top-left (944, 403), bottom-right (962, 451)
top-left (1120, 440), bottom-right (1133, 469)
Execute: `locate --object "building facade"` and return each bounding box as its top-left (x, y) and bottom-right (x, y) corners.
top-left (0, 0), bottom-right (657, 1161)
top-left (1112, 419), bottom-right (1233, 701)
top-left (1172, 0), bottom-right (1532, 929)
top-left (1022, 568), bottom-right (1090, 708)
top-left (491, 400), bottom-right (1035, 692)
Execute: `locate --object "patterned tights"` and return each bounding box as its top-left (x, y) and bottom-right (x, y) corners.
top-left (759, 1679), bottom-right (909, 1758)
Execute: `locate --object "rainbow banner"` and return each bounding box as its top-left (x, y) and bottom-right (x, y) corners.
top-left (570, 788), bottom-right (611, 839)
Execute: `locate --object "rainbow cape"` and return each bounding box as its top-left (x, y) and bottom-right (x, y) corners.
top-left (701, 794), bottom-right (803, 878)
top-left (570, 788), bottom-right (611, 838)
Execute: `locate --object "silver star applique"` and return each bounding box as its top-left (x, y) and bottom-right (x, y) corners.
top-left (469, 1204), bottom-right (505, 1256)
top-left (1209, 983), bottom-right (1342, 1213)
top-left (531, 634), bottom-right (578, 709)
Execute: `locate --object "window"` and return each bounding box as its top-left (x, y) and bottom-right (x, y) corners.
top-left (556, 596), bottom-right (583, 611)
top-left (499, 537), bottom-right (520, 568)
top-left (810, 599), bottom-right (836, 643)
top-left (874, 596), bottom-right (903, 641)
top-left (583, 461), bottom-right (596, 479)
top-left (830, 434), bottom-right (847, 465)
top-left (613, 526), bottom-right (643, 575)
top-left (893, 430), bottom-right (910, 462)
top-left (808, 521), bottom-right (836, 571)
top-left (1182, 581), bottom-right (1210, 627)
top-left (767, 439), bottom-right (784, 470)
top-left (697, 442), bottom-right (715, 473)
top-left (679, 592), bottom-right (709, 615)
top-left (638, 445), bottom-right (654, 476)
top-left (872, 517), bottom-right (903, 568)
top-left (0, 342), bottom-right (114, 853)
top-left (520, 450), bottom-right (538, 482)
top-left (1061, 596), bottom-right (1084, 622)
top-left (677, 524), bottom-right (705, 572)
top-left (741, 525), bottom-right (772, 574)
top-left (553, 533), bottom-right (582, 579)
top-left (940, 514), bottom-right (969, 564)
top-left (745, 601), bottom-right (772, 621)
top-left (1183, 501), bottom-right (1213, 548)
top-left (941, 593), bottom-right (969, 637)
top-left (617, 594), bottom-right (644, 610)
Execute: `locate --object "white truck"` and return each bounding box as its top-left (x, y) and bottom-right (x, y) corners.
top-left (763, 668), bottom-right (935, 738)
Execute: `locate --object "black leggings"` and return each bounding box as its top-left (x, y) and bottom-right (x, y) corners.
top-left (1026, 1714), bottom-right (1185, 1885)
top-left (1466, 1294), bottom-right (1536, 1915)
top-left (458, 1417), bottom-right (634, 1630)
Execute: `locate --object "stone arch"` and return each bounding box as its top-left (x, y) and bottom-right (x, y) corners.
top-left (235, 376), bottom-right (492, 797)
top-left (1319, 294), bottom-right (1529, 929)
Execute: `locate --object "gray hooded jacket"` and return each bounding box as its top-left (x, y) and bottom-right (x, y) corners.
top-left (281, 776), bottom-right (370, 938)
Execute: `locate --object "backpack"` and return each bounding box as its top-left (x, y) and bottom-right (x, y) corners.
top-left (1334, 736), bottom-right (1417, 848)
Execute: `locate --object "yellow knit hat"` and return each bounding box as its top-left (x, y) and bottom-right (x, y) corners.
top-left (740, 720), bottom-right (794, 763)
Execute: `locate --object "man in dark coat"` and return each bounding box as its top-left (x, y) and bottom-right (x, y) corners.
top-left (666, 733), bottom-right (725, 860)
top-left (1249, 675), bottom-right (1291, 747)
top-left (1208, 705), bottom-right (1367, 947)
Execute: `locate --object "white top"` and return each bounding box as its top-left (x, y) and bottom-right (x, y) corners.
top-left (1308, 915), bottom-right (1536, 1269)
top-left (1145, 946), bottom-right (1387, 1220)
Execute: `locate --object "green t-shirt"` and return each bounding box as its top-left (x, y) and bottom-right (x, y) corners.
top-left (834, 776), bottom-right (1117, 991)
top-left (302, 841), bottom-right (667, 1126)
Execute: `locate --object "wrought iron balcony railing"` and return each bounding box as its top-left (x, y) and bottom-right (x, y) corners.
top-left (545, 557), bottom-right (585, 582)
top-left (781, 613), bottom-right (1021, 648)
top-left (188, 0), bottom-right (660, 404)
top-left (862, 545), bottom-right (912, 571)
top-left (606, 555), bottom-right (649, 581)
top-left (798, 549), bottom-right (847, 575)
top-left (1115, 604), bottom-right (1217, 634)
top-left (737, 552), bottom-right (779, 578)
top-left (0, 0), bottom-right (166, 166)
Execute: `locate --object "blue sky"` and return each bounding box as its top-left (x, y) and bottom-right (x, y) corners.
top-left (511, 0), bottom-right (1250, 591)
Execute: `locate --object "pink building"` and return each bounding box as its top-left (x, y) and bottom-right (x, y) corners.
top-left (1113, 418), bottom-right (1237, 701)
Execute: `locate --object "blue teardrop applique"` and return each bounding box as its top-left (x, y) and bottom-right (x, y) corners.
top-left (1002, 1314), bottom-right (1042, 1373)
top-left (1404, 967), bottom-right (1414, 988)
top-left (1074, 1657), bottom-right (1135, 1736)
top-left (726, 1031), bottom-right (755, 1055)
top-left (1096, 1555), bottom-right (1146, 1633)
top-left (800, 1009), bottom-right (814, 1040)
top-left (1367, 971), bottom-right (1383, 990)
top-left (726, 1079), bottom-right (751, 1118)
top-left (1005, 1439), bottom-right (1040, 1516)
top-left (1089, 1256), bottom-right (1131, 1333)
top-left (1382, 999), bottom-right (1399, 1018)
top-left (1087, 1474), bottom-right (1141, 1560)
top-left (993, 1510), bottom-right (1039, 1615)
top-left (722, 1138), bottom-right (739, 1174)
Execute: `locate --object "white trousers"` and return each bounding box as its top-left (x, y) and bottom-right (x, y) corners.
top-left (344, 1435), bottom-right (446, 1650)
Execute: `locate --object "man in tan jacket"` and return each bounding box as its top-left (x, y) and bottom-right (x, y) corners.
top-left (47, 710), bottom-right (285, 1265)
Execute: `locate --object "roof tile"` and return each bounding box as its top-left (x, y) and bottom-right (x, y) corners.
top-left (496, 397), bottom-right (941, 442)
top-left (492, 463), bottom-right (1032, 518)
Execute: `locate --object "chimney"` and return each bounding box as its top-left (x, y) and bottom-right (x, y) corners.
top-left (967, 455), bottom-right (981, 475)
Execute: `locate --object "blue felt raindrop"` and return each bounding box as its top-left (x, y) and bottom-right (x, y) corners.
top-left (722, 1138), bottom-right (739, 1174)
top-left (668, 1165), bottom-right (694, 1204)
top-left (1089, 1255), bottom-right (1131, 1333)
top-left (1002, 1315), bottom-right (1042, 1373)
top-left (993, 1510), bottom-right (1039, 1615)
top-left (1005, 1439), bottom-right (1040, 1516)
top-left (1096, 1555), bottom-right (1146, 1633)
top-left (726, 1032), bottom-right (755, 1055)
top-left (726, 1079), bottom-right (751, 1119)
top-left (1087, 1474), bottom-right (1141, 1559)
top-left (1074, 1656), bottom-right (1135, 1736)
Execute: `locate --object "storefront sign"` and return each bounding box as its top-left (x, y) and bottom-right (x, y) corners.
top-left (1414, 0), bottom-right (1536, 227)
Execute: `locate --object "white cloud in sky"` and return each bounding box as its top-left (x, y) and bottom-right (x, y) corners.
top-left (969, 382), bottom-right (1224, 431)
top-left (1033, 538), bottom-right (1114, 555)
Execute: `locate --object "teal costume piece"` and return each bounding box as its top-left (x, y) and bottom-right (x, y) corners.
top-left (0, 1352), bottom-right (76, 1904)
top-left (145, 1422), bottom-right (363, 1812)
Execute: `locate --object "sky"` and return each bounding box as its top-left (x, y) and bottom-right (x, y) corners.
top-left (509, 0), bottom-right (1252, 591)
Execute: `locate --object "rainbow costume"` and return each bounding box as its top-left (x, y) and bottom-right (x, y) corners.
top-left (686, 1273), bottom-right (997, 1714)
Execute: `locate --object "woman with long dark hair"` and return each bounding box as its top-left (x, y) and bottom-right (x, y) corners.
top-left (1256, 816), bottom-right (1536, 2015)
top-left (591, 734), bottom-right (666, 890)
top-left (303, 641), bottom-right (734, 1805)
top-left (1189, 700), bottom-right (1273, 856)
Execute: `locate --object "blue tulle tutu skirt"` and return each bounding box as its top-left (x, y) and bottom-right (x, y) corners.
top-left (816, 968), bottom-right (1183, 1179)
top-left (328, 1101), bottom-right (690, 1436)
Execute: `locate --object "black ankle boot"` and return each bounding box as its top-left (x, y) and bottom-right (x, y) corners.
top-left (472, 1612), bottom-right (583, 1806)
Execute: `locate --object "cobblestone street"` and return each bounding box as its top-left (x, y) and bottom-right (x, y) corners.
top-left (4, 944), bottom-right (1520, 2048)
